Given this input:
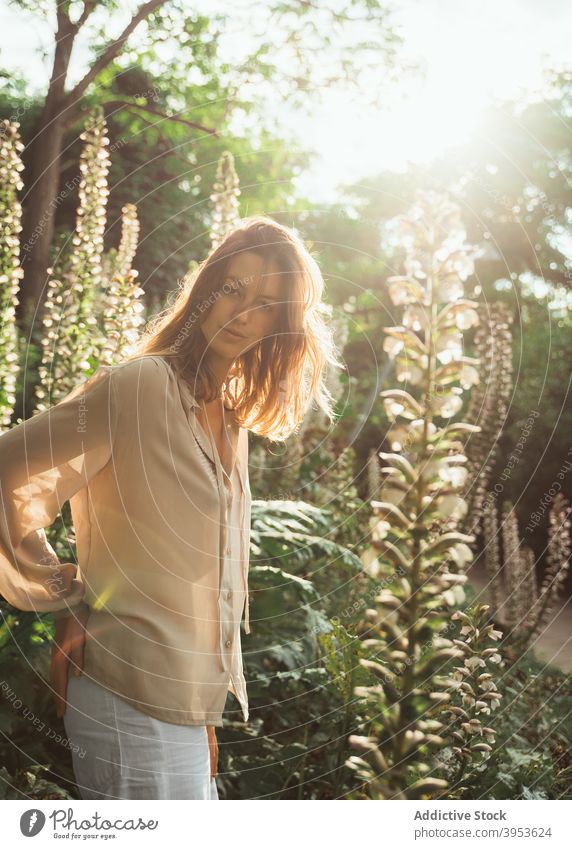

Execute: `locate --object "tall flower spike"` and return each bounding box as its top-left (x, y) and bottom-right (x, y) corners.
top-left (0, 120), bottom-right (25, 430)
top-left (482, 498), bottom-right (503, 615)
top-left (500, 500), bottom-right (525, 629)
top-left (99, 203), bottom-right (145, 365)
top-left (347, 190), bottom-right (488, 800)
top-left (439, 603), bottom-right (504, 779)
top-left (210, 150), bottom-right (241, 251)
top-left (367, 446), bottom-right (382, 501)
top-left (526, 493), bottom-right (571, 641)
top-left (100, 202), bottom-right (140, 286)
top-left (34, 107), bottom-right (110, 412)
top-left (462, 301), bottom-right (513, 537)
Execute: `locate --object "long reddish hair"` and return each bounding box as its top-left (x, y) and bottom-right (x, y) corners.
top-left (128, 215), bottom-right (343, 441)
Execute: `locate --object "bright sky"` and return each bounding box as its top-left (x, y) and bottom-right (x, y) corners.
top-left (290, 0), bottom-right (572, 202)
top-left (1, 0), bottom-right (571, 206)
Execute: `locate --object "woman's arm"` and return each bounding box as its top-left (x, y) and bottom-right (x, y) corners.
top-left (51, 602), bottom-right (91, 717)
top-left (207, 726), bottom-right (218, 776)
top-left (0, 365), bottom-right (117, 617)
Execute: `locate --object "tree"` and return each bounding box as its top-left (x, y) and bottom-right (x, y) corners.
top-left (5, 0), bottom-right (404, 333)
top-left (16, 0), bottom-right (168, 330)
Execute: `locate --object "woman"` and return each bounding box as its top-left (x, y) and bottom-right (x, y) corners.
top-left (0, 216), bottom-right (341, 800)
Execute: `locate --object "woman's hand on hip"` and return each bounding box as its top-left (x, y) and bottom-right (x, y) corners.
top-left (50, 605), bottom-right (90, 718)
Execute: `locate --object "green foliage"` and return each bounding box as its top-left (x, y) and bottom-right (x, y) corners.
top-left (0, 765), bottom-right (73, 800)
top-left (0, 603), bottom-right (77, 798)
top-left (218, 501), bottom-right (372, 799)
top-left (250, 497), bottom-right (375, 632)
top-left (442, 652), bottom-right (572, 800)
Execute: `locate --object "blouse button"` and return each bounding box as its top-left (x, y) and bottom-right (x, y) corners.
top-left (225, 545), bottom-right (231, 555)
top-left (226, 590), bottom-right (232, 600)
top-left (225, 639), bottom-right (232, 648)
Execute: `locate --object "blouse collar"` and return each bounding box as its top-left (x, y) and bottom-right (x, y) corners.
top-left (168, 360), bottom-right (242, 485)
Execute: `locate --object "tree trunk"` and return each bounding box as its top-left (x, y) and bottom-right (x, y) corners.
top-left (16, 2), bottom-right (78, 336)
top-left (17, 109), bottom-right (68, 335)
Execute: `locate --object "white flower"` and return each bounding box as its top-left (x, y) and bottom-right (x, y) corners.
top-left (439, 463), bottom-right (468, 487)
top-left (448, 585), bottom-right (466, 605)
top-left (421, 458), bottom-right (447, 480)
top-left (403, 305), bottom-right (429, 332)
top-left (449, 252), bottom-right (474, 282)
top-left (396, 361), bottom-right (424, 385)
top-left (383, 336), bottom-right (404, 359)
top-left (432, 390), bottom-right (464, 418)
top-left (372, 519), bottom-right (391, 541)
top-left (387, 277), bottom-right (426, 306)
top-left (455, 307), bottom-right (479, 330)
top-left (459, 363), bottom-right (479, 389)
top-left (436, 339), bottom-right (464, 365)
top-left (448, 543), bottom-right (473, 568)
top-left (464, 656), bottom-right (486, 671)
top-left (452, 666), bottom-right (468, 680)
top-left (437, 275), bottom-right (464, 302)
top-left (410, 418), bottom-right (436, 439)
top-left (404, 256), bottom-right (427, 280)
top-left (383, 398), bottom-right (406, 419)
top-left (387, 426), bottom-right (410, 451)
top-left (405, 729), bottom-right (425, 744)
top-left (435, 493), bottom-right (468, 521)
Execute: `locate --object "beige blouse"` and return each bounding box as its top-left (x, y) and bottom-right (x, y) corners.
top-left (0, 354), bottom-right (252, 726)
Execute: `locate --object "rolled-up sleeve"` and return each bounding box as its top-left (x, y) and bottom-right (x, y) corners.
top-left (0, 366), bottom-right (117, 619)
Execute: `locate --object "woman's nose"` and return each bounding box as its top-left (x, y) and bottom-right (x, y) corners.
top-left (232, 306), bottom-right (250, 324)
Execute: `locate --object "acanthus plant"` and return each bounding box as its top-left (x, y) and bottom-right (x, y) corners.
top-left (481, 494), bottom-right (571, 650)
top-left (347, 191), bottom-right (505, 800)
top-left (0, 120), bottom-right (24, 430)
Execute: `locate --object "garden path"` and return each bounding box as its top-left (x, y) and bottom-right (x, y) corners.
top-left (467, 563), bottom-right (572, 675)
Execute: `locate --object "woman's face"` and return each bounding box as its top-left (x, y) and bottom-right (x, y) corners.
top-left (200, 251), bottom-right (285, 358)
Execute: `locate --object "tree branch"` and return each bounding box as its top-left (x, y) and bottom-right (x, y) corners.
top-left (126, 101), bottom-right (219, 136)
top-left (62, 0), bottom-right (168, 111)
top-left (121, 108), bottom-right (201, 167)
top-left (76, 0), bottom-right (98, 29)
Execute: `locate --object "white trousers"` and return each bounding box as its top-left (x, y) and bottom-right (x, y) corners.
top-left (63, 673), bottom-right (219, 800)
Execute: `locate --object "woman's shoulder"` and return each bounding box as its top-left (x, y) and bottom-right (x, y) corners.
top-left (102, 355), bottom-right (175, 404)
top-left (108, 354), bottom-right (172, 382)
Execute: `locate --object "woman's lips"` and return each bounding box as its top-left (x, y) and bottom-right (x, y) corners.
top-left (222, 327), bottom-right (246, 339)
